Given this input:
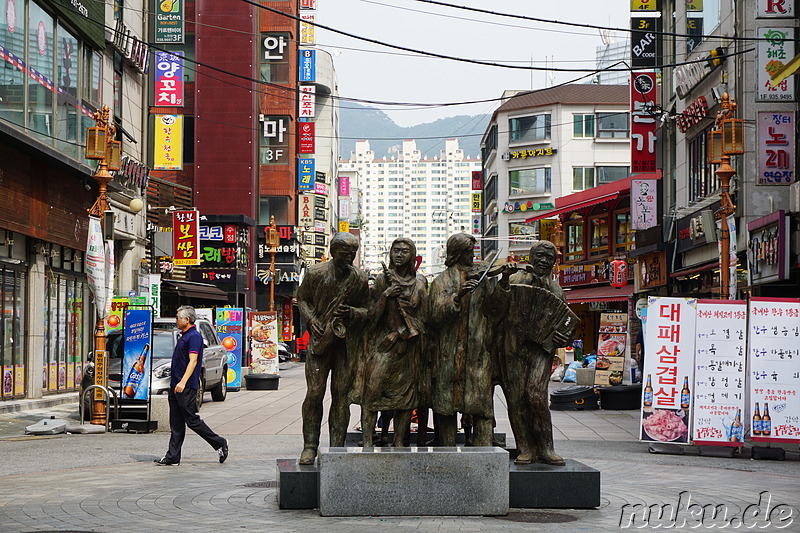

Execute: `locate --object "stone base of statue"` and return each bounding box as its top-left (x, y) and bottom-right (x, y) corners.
top-left (508, 456), bottom-right (600, 509)
top-left (344, 431), bottom-right (506, 447)
top-left (276, 458), bottom-right (319, 509)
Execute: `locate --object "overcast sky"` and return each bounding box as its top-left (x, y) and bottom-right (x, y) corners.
top-left (315, 0), bottom-right (632, 127)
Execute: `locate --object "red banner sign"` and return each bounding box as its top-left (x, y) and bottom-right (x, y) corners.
top-left (298, 122), bottom-right (315, 153)
top-left (282, 298), bottom-right (293, 341)
top-left (172, 210), bottom-right (201, 266)
top-left (631, 72), bottom-right (657, 174)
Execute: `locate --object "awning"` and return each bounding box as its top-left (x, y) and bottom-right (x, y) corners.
top-left (564, 284), bottom-right (633, 303)
top-left (669, 261), bottom-right (719, 278)
top-left (524, 192), bottom-right (620, 223)
top-left (162, 280), bottom-right (230, 302)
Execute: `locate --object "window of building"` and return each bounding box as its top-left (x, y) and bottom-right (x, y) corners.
top-left (596, 112), bottom-right (629, 138)
top-left (43, 272), bottom-right (89, 394)
top-left (113, 52), bottom-right (123, 120)
top-left (259, 196), bottom-right (290, 225)
top-left (259, 115), bottom-right (290, 165)
top-left (55, 23), bottom-right (80, 159)
top-left (565, 219), bottom-right (584, 262)
top-left (687, 0), bottom-right (721, 54)
top-left (0, 1), bottom-right (26, 127)
top-left (510, 221), bottom-right (538, 240)
top-left (597, 166), bottom-right (629, 184)
top-left (615, 210), bottom-right (633, 253)
top-left (510, 114), bottom-right (551, 143)
top-left (688, 131), bottom-right (716, 203)
top-left (509, 167), bottom-right (551, 195)
top-left (260, 32), bottom-right (291, 83)
top-left (589, 214), bottom-right (609, 256)
top-left (1, 265), bottom-right (27, 399)
top-left (27, 3), bottom-right (54, 139)
top-left (572, 167), bottom-right (596, 191)
top-left (573, 114), bottom-right (595, 137)
top-left (484, 173), bottom-right (498, 206)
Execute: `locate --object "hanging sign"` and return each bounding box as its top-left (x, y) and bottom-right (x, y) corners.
top-left (153, 114), bottom-right (183, 170)
top-left (154, 51), bottom-right (184, 106)
top-left (756, 27), bottom-right (795, 101)
top-left (631, 179), bottom-right (657, 230)
top-left (216, 307), bottom-right (244, 389)
top-left (298, 122), bottom-right (315, 153)
top-left (172, 210), bottom-right (200, 265)
top-left (631, 72), bottom-right (657, 174)
top-left (298, 158), bottom-right (315, 190)
top-left (757, 111), bottom-right (795, 185)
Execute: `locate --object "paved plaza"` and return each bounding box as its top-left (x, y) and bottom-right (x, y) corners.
top-left (1, 362), bottom-right (798, 532)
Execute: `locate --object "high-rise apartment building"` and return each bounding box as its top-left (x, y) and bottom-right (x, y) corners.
top-left (339, 139), bottom-right (481, 276)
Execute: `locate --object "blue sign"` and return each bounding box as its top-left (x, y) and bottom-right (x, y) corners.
top-left (122, 310), bottom-right (153, 400)
top-left (298, 158), bottom-right (315, 190)
top-left (216, 308), bottom-right (244, 390)
top-left (299, 49), bottom-right (315, 82)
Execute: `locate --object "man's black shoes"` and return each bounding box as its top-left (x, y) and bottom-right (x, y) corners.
top-left (218, 439), bottom-right (229, 464)
top-left (154, 457), bottom-right (180, 466)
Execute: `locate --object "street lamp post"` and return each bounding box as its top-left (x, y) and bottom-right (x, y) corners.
top-left (266, 215), bottom-right (279, 311)
top-left (85, 105), bottom-right (121, 425)
top-left (707, 93), bottom-right (745, 300)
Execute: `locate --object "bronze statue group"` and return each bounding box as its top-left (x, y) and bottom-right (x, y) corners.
top-left (296, 232), bottom-right (579, 467)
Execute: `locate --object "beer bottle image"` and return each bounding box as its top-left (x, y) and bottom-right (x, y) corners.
top-left (762, 403), bottom-right (771, 436)
top-left (643, 374), bottom-right (653, 407)
top-left (680, 376), bottom-right (690, 409)
top-left (123, 344), bottom-right (150, 398)
top-left (752, 402), bottom-right (762, 436)
top-left (730, 409), bottom-right (742, 442)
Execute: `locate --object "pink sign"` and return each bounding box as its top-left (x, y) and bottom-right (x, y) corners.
top-left (339, 176), bottom-right (350, 196)
top-left (630, 72), bottom-right (657, 174)
top-left (757, 111), bottom-right (795, 185)
top-left (631, 179), bottom-right (657, 230)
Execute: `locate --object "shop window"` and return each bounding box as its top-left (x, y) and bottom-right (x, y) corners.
top-left (589, 215), bottom-right (609, 256)
top-left (510, 114), bottom-right (551, 143)
top-left (565, 219), bottom-right (584, 262)
top-left (509, 221), bottom-right (538, 240)
top-left (43, 272), bottom-right (88, 394)
top-left (596, 112), bottom-right (629, 138)
top-left (597, 166), bottom-right (629, 184)
top-left (509, 167), bottom-right (551, 196)
top-left (688, 131), bottom-right (717, 203)
top-left (572, 167), bottom-right (595, 191)
top-left (56, 24), bottom-right (80, 160)
top-left (615, 211), bottom-right (633, 253)
top-left (573, 114), bottom-right (595, 138)
top-left (27, 3), bottom-right (54, 139)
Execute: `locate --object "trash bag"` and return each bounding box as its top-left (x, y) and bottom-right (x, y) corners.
top-left (562, 360), bottom-right (584, 383)
top-left (550, 364), bottom-right (566, 382)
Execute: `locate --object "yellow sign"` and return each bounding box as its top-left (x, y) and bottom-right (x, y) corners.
top-left (153, 114), bottom-right (183, 170)
top-left (631, 0), bottom-right (658, 10)
top-left (338, 220), bottom-right (350, 233)
top-left (686, 0), bottom-right (703, 11)
top-left (471, 192), bottom-right (482, 212)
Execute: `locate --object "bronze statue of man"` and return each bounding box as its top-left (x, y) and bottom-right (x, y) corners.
top-left (296, 232), bottom-right (369, 464)
top-left (359, 237), bottom-right (427, 448)
top-left (493, 240), bottom-right (578, 465)
top-left (428, 233), bottom-right (495, 447)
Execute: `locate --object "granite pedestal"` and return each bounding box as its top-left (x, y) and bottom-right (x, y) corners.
top-left (344, 431), bottom-right (506, 447)
top-left (508, 458), bottom-right (600, 509)
top-left (318, 446), bottom-right (509, 516)
top-left (276, 459), bottom-right (319, 509)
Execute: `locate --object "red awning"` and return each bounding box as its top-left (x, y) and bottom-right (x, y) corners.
top-left (524, 192), bottom-right (620, 223)
top-left (564, 284), bottom-right (634, 303)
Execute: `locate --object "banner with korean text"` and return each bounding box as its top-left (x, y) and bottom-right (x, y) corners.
top-left (640, 297), bottom-right (696, 444)
top-left (748, 297), bottom-right (800, 444)
top-left (630, 72), bottom-right (657, 174)
top-left (757, 111), bottom-right (795, 185)
top-left (692, 300), bottom-right (747, 446)
top-left (154, 114), bottom-right (183, 170)
top-left (172, 210), bottom-right (201, 266)
top-left (154, 52), bottom-right (184, 106)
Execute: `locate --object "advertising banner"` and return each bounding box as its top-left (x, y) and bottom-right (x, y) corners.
top-left (631, 179), bottom-right (657, 230)
top-left (147, 274), bottom-right (161, 318)
top-left (692, 300), bottom-right (748, 446)
top-left (298, 122), bottom-right (315, 153)
top-left (107, 297), bottom-right (129, 333)
top-left (216, 308), bottom-right (244, 389)
top-left (299, 86), bottom-right (315, 118)
top-left (640, 297), bottom-right (696, 444)
top-left (594, 313), bottom-right (628, 386)
top-left (630, 16), bottom-right (661, 69)
top-left (757, 0), bottom-right (795, 16)
top-left (756, 27), bottom-right (795, 101)
top-left (298, 158), bottom-right (315, 190)
top-left (630, 72), bottom-right (657, 174)
top-left (85, 216), bottom-right (108, 318)
top-left (154, 114), bottom-right (183, 170)
top-left (281, 299), bottom-right (293, 342)
top-left (154, 51), bottom-right (184, 106)
top-left (757, 111), bottom-right (795, 185)
top-left (300, 12), bottom-right (315, 44)
top-left (155, 0), bottom-right (184, 43)
top-left (630, 0), bottom-right (658, 10)
top-left (121, 309), bottom-right (152, 399)
top-left (172, 210), bottom-right (201, 266)
top-left (249, 311), bottom-right (280, 375)
top-left (339, 176), bottom-right (350, 196)
top-left (748, 297), bottom-right (800, 444)
top-left (299, 49), bottom-right (315, 82)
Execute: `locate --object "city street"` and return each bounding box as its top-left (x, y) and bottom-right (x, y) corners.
top-left (1, 363), bottom-right (799, 532)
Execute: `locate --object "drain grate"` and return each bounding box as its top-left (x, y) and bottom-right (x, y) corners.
top-left (243, 481), bottom-right (277, 488)
top-left (496, 511), bottom-right (578, 523)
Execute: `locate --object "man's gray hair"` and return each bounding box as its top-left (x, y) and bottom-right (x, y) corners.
top-left (177, 305), bottom-right (197, 324)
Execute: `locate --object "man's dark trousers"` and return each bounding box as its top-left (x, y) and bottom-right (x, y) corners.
top-left (165, 389), bottom-right (226, 463)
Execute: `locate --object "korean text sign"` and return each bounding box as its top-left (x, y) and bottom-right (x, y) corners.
top-left (748, 297), bottom-right (800, 444)
top-left (122, 309), bottom-right (152, 400)
top-left (154, 52), bottom-right (184, 106)
top-left (153, 114), bottom-right (183, 170)
top-left (756, 27), bottom-right (795, 101)
top-left (298, 158), bottom-right (315, 190)
top-left (630, 72), bottom-right (657, 174)
top-left (757, 111), bottom-right (795, 185)
top-left (640, 297), bottom-right (696, 444)
top-left (631, 179), bottom-right (657, 230)
top-left (692, 300), bottom-right (747, 446)
top-left (216, 308), bottom-right (244, 389)
top-left (172, 210), bottom-right (200, 266)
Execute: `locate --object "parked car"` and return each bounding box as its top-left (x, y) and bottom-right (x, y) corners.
top-left (278, 341), bottom-right (292, 363)
top-left (80, 317), bottom-right (228, 415)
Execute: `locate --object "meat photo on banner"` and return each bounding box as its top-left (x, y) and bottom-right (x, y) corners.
top-left (640, 297), bottom-right (696, 444)
top-left (748, 297), bottom-right (800, 444)
top-left (692, 300), bottom-right (747, 446)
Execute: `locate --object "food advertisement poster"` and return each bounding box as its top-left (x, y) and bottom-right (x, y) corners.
top-left (748, 297), bottom-right (800, 444)
top-left (2, 365), bottom-right (13, 397)
top-left (594, 312), bottom-right (627, 386)
top-left (121, 310), bottom-right (152, 400)
top-left (692, 300), bottom-right (747, 446)
top-left (640, 297), bottom-right (696, 444)
top-left (249, 311), bottom-right (279, 375)
top-left (216, 308), bottom-right (244, 390)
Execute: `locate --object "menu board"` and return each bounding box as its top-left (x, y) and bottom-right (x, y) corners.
top-left (748, 297), bottom-right (800, 444)
top-left (640, 297), bottom-right (696, 444)
top-left (249, 311), bottom-right (280, 376)
top-left (594, 312), bottom-right (628, 386)
top-left (692, 300), bottom-right (747, 446)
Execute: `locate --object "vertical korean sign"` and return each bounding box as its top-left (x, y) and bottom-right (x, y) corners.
top-left (631, 178), bottom-right (657, 230)
top-left (155, 0), bottom-right (184, 44)
top-left (748, 297), bottom-right (800, 444)
top-left (298, 158), bottom-right (315, 190)
top-left (299, 85), bottom-right (315, 118)
top-left (216, 308), bottom-right (244, 390)
top-left (692, 300), bottom-right (747, 446)
top-left (298, 122), bottom-right (315, 153)
top-left (172, 210), bottom-right (200, 266)
top-left (299, 49), bottom-right (315, 82)
top-left (640, 297), bottom-right (696, 444)
top-left (154, 114), bottom-right (183, 170)
top-left (154, 52), bottom-right (184, 106)
top-left (630, 72), bottom-right (657, 174)
top-left (281, 299), bottom-right (293, 342)
top-left (121, 309), bottom-right (152, 399)
top-left (756, 27), bottom-right (795, 101)
top-left (300, 11), bottom-right (315, 45)
top-left (757, 111), bottom-right (795, 185)
top-left (249, 311), bottom-right (279, 375)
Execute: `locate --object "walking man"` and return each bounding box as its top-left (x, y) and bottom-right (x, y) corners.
top-left (155, 305), bottom-right (228, 466)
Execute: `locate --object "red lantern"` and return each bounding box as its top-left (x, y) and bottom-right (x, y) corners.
top-left (610, 259), bottom-right (628, 288)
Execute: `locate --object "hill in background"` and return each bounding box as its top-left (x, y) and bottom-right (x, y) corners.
top-left (338, 102), bottom-right (489, 161)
